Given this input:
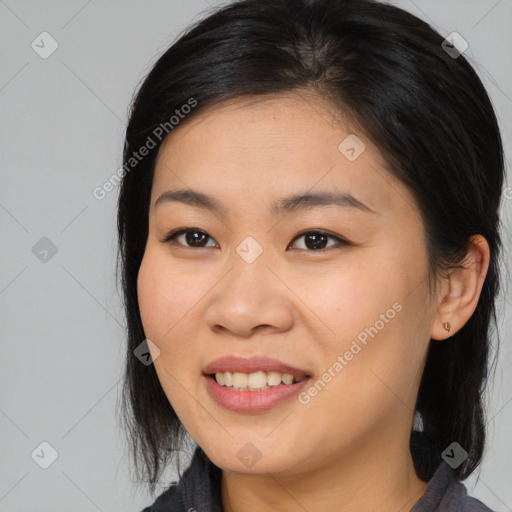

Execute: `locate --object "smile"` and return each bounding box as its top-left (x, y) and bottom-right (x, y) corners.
top-left (213, 370), bottom-right (306, 391)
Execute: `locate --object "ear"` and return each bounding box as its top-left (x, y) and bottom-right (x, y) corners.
top-left (431, 235), bottom-right (490, 340)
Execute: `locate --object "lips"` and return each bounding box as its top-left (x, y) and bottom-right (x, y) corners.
top-left (203, 355), bottom-right (312, 379)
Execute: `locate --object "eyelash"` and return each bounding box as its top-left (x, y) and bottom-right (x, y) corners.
top-left (161, 227), bottom-right (350, 252)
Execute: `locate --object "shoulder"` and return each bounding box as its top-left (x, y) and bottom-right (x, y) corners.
top-left (440, 477), bottom-right (495, 511)
top-left (139, 483), bottom-right (181, 512)
top-left (411, 462), bottom-right (495, 512)
top-left (138, 446), bottom-right (222, 512)
top-left (462, 496), bottom-right (495, 511)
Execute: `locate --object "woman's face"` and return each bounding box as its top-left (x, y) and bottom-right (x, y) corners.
top-left (137, 91), bottom-right (437, 475)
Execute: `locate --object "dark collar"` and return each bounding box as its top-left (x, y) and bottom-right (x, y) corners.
top-left (410, 461), bottom-right (467, 512)
top-left (150, 446), bottom-right (223, 512)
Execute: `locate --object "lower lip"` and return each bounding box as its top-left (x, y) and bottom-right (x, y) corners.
top-left (204, 374), bottom-right (311, 413)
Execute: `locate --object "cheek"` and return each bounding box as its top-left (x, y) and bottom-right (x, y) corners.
top-left (297, 256), bottom-right (402, 345)
top-left (137, 253), bottom-right (202, 415)
top-left (137, 251), bottom-right (198, 340)
top-left (137, 250), bottom-right (208, 388)
top-left (137, 257), bottom-right (165, 341)
top-left (326, 286), bottom-right (428, 417)
top-left (300, 251), bottom-right (428, 389)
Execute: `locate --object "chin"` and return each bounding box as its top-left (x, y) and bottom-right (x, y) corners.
top-left (202, 439), bottom-right (300, 475)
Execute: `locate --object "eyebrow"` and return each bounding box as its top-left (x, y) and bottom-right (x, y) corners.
top-left (154, 188), bottom-right (377, 216)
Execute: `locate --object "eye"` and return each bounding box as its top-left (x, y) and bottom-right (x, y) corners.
top-left (162, 228), bottom-right (349, 251)
top-left (161, 228), bottom-right (218, 248)
top-left (288, 230), bottom-right (350, 251)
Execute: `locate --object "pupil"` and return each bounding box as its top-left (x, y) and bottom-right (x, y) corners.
top-left (306, 233), bottom-right (327, 250)
top-left (187, 231), bottom-right (206, 246)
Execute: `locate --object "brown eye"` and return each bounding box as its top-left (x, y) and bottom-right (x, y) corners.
top-left (162, 228), bottom-right (218, 248)
top-left (288, 230), bottom-right (350, 251)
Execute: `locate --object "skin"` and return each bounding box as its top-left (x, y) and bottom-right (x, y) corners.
top-left (136, 90), bottom-right (490, 512)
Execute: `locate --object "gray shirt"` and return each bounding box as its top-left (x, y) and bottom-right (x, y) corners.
top-left (142, 446), bottom-right (494, 511)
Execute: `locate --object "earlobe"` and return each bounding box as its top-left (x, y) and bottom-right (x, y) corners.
top-left (430, 235), bottom-right (490, 341)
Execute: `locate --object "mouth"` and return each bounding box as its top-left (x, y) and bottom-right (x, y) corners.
top-left (202, 355), bottom-right (313, 412)
top-left (205, 370), bottom-right (310, 391)
top-left (203, 354), bottom-right (312, 389)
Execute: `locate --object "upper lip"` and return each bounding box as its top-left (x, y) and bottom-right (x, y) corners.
top-left (203, 355), bottom-right (312, 378)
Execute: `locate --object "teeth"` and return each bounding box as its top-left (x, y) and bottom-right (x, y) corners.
top-left (248, 371), bottom-right (267, 389)
top-left (281, 373), bottom-right (294, 385)
top-left (214, 371), bottom-right (305, 391)
top-left (267, 371), bottom-right (283, 386)
top-left (232, 372), bottom-right (248, 388)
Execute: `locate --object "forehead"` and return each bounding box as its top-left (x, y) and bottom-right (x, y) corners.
top-left (162, 92), bottom-right (340, 152)
top-left (151, 92), bottom-right (416, 220)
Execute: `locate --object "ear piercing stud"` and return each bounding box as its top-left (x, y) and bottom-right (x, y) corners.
top-left (443, 322), bottom-right (451, 333)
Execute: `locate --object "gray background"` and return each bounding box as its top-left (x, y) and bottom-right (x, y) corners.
top-left (0, 1), bottom-right (511, 511)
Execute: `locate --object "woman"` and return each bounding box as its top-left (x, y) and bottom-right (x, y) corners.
top-left (116, 0), bottom-right (505, 510)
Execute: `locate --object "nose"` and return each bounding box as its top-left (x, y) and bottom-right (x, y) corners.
top-left (204, 250), bottom-right (294, 338)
